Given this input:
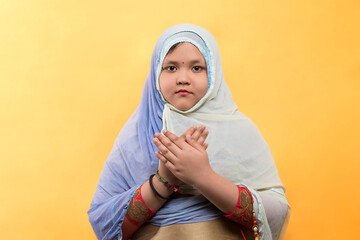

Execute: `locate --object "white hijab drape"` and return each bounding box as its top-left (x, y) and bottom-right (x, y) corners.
top-left (156, 25), bottom-right (284, 192)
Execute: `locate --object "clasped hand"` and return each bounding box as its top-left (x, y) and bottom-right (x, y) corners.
top-left (153, 125), bottom-right (212, 186)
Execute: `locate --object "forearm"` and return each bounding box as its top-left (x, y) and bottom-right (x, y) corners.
top-left (142, 177), bottom-right (173, 209)
top-left (194, 169), bottom-right (239, 214)
top-left (194, 170), bottom-right (256, 232)
top-left (121, 173), bottom-right (174, 239)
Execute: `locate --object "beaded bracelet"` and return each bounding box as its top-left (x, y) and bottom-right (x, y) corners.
top-left (155, 170), bottom-right (179, 192)
top-left (149, 174), bottom-right (169, 200)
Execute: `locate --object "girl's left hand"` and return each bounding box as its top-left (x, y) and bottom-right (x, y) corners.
top-left (153, 129), bottom-right (213, 186)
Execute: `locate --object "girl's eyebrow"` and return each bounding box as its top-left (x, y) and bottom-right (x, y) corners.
top-left (163, 59), bottom-right (205, 65)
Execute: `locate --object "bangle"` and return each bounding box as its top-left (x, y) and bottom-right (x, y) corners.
top-left (149, 174), bottom-right (169, 200)
top-left (155, 170), bottom-right (179, 192)
top-left (223, 186), bottom-right (259, 240)
top-left (125, 185), bottom-right (157, 226)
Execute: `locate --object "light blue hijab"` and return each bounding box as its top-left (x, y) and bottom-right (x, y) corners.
top-left (88, 24), bottom-right (284, 240)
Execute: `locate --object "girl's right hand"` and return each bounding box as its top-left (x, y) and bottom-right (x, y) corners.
top-left (156, 125), bottom-right (209, 186)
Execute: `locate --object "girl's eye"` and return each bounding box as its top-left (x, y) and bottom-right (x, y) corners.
top-left (192, 66), bottom-right (203, 72)
top-left (165, 66), bottom-right (177, 71)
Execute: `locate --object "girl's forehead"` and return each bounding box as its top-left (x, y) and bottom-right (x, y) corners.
top-left (158, 32), bottom-right (209, 63)
top-left (163, 42), bottom-right (205, 62)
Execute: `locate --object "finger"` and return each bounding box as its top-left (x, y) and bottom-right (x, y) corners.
top-left (154, 132), bottom-right (181, 156)
top-left (162, 129), bottom-right (186, 150)
top-left (202, 142), bottom-right (208, 150)
top-left (163, 159), bottom-right (177, 176)
top-left (197, 129), bottom-right (209, 146)
top-left (156, 151), bottom-right (177, 170)
top-left (179, 125), bottom-right (197, 141)
top-left (191, 125), bottom-right (206, 142)
top-left (155, 151), bottom-right (168, 164)
top-left (185, 135), bottom-right (203, 152)
top-left (156, 151), bottom-right (178, 175)
top-left (153, 137), bottom-right (178, 162)
top-left (185, 125), bottom-right (197, 136)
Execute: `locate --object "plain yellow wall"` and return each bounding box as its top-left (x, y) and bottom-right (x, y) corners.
top-left (1, 1), bottom-right (359, 239)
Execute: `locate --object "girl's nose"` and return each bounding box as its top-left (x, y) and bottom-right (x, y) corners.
top-left (176, 70), bottom-right (190, 85)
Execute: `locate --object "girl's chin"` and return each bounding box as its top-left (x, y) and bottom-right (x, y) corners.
top-left (174, 104), bottom-right (192, 111)
top-left (168, 99), bottom-right (197, 111)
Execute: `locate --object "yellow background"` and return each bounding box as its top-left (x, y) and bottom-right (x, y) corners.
top-left (1, 1), bottom-right (359, 239)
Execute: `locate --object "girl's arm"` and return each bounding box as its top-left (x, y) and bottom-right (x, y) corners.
top-left (154, 130), bottom-right (290, 239)
top-left (121, 126), bottom-right (209, 240)
top-left (154, 130), bottom-right (240, 213)
top-left (120, 177), bottom-right (171, 240)
top-left (153, 131), bottom-right (254, 227)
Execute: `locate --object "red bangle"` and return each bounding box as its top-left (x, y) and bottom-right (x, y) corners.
top-left (125, 185), bottom-right (157, 226)
top-left (223, 186), bottom-right (259, 240)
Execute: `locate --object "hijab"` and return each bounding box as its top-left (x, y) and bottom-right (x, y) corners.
top-left (88, 23), bottom-right (284, 240)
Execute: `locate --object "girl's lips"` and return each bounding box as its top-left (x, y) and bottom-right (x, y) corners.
top-left (176, 90), bottom-right (191, 95)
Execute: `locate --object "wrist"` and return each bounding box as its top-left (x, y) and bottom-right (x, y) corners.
top-left (158, 168), bottom-right (181, 186)
top-left (152, 174), bottom-right (174, 199)
top-left (155, 170), bottom-right (180, 192)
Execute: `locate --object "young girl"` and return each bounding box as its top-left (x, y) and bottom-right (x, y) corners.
top-left (88, 24), bottom-right (290, 240)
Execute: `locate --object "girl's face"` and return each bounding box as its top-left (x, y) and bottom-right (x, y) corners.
top-left (159, 42), bottom-right (208, 111)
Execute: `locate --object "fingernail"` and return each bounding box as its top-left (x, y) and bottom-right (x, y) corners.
top-left (162, 129), bottom-right (167, 134)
